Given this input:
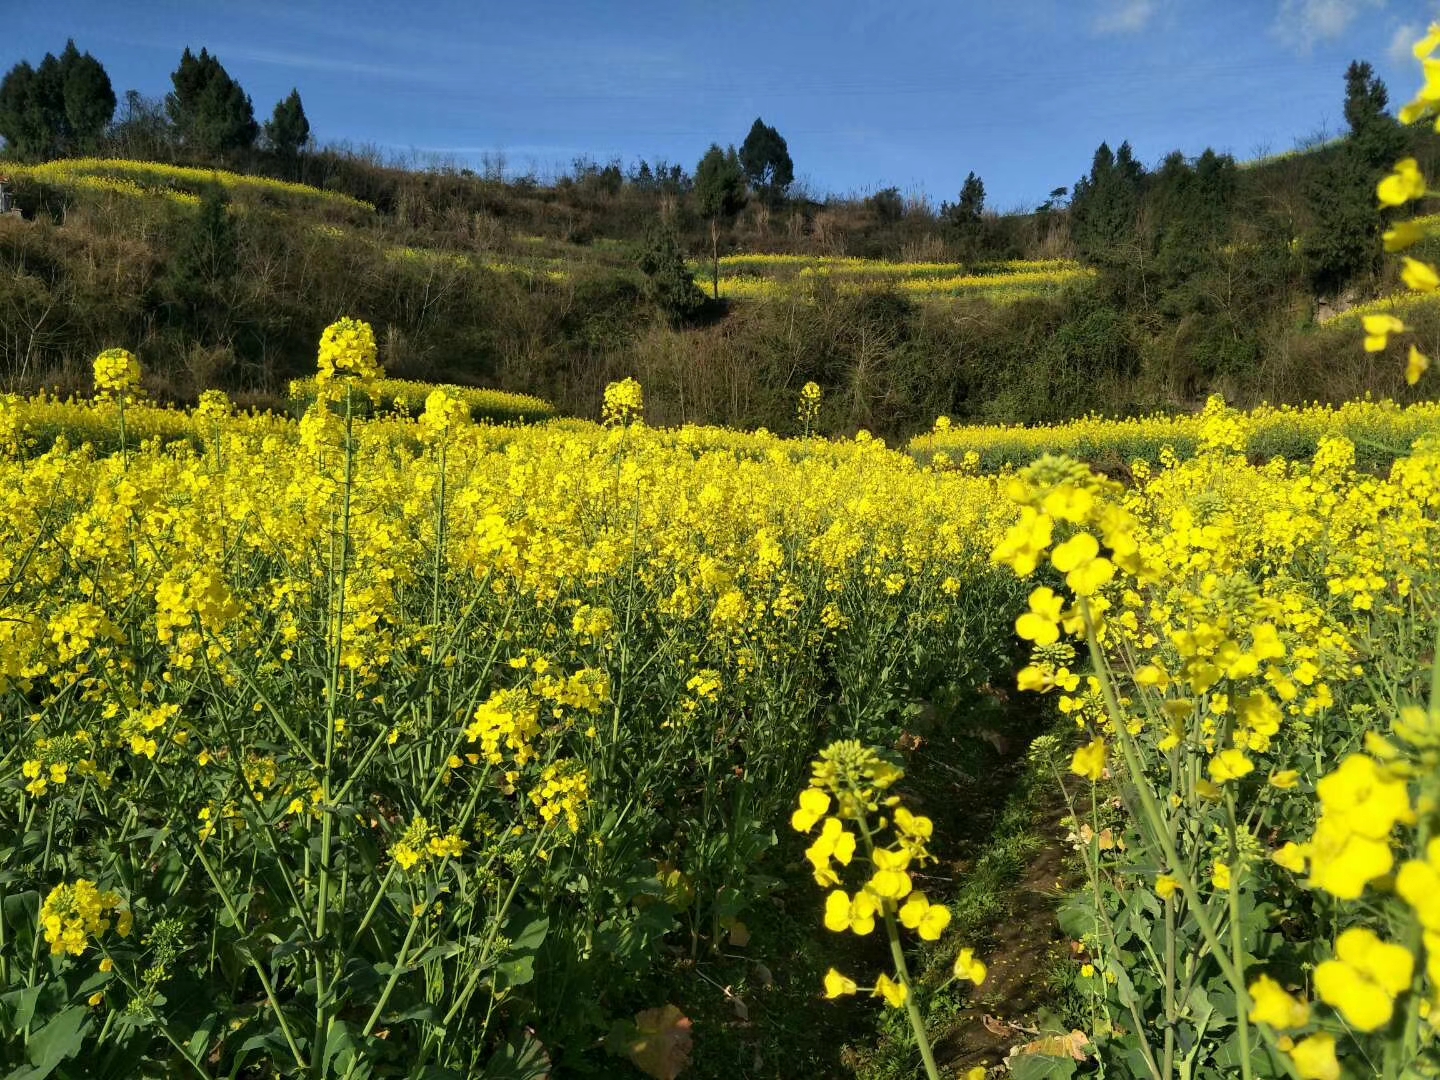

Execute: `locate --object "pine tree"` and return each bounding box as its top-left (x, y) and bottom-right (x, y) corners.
top-left (1069, 141), bottom-right (1145, 263)
top-left (264, 89), bottom-right (311, 164)
top-left (0, 42), bottom-right (113, 158)
top-left (1344, 60), bottom-right (1405, 168)
top-left (58, 41), bottom-right (115, 152)
top-left (164, 184), bottom-right (239, 342)
top-left (638, 226), bottom-right (706, 324)
top-left (739, 118), bottom-right (794, 204)
top-left (166, 48), bottom-right (258, 158)
top-left (694, 144), bottom-right (748, 299)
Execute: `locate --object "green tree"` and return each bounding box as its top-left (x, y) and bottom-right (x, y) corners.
top-left (1303, 62), bottom-right (1404, 296)
top-left (1344, 59), bottom-right (1406, 168)
top-left (264, 89), bottom-right (311, 166)
top-left (58, 40), bottom-right (115, 152)
top-left (694, 144), bottom-right (747, 299)
top-left (164, 183), bottom-right (240, 343)
top-left (0, 61), bottom-right (51, 158)
top-left (1069, 141), bottom-right (1145, 263)
top-left (739, 117), bottom-right (794, 204)
top-left (948, 171), bottom-right (985, 224)
top-left (0, 42), bottom-right (113, 159)
top-left (166, 48), bottom-right (258, 158)
top-left (638, 226), bottom-right (706, 324)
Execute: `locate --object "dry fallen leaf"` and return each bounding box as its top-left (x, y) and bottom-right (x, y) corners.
top-left (626, 1005), bottom-right (694, 1080)
top-left (1009, 1030), bottom-right (1091, 1062)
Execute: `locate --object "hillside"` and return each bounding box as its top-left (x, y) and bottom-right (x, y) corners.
top-left (3, 113), bottom-right (1440, 436)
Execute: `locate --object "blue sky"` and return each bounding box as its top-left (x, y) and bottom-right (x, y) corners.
top-left (5, 0), bottom-right (1439, 208)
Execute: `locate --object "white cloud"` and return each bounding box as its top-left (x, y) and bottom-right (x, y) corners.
top-left (1391, 22), bottom-right (1422, 64)
top-left (1273, 0), bottom-right (1386, 51)
top-left (1093, 0), bottom-right (1157, 35)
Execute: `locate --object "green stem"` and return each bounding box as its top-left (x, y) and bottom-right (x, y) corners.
top-left (1224, 791), bottom-right (1254, 1080)
top-left (884, 911), bottom-right (942, 1080)
top-left (194, 842), bottom-right (308, 1071)
top-left (1082, 604), bottom-right (1244, 992)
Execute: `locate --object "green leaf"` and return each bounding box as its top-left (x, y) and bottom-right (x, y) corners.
top-left (1008, 1053), bottom-right (1077, 1079)
top-left (484, 1030), bottom-right (551, 1080)
top-left (15, 1004), bottom-right (92, 1080)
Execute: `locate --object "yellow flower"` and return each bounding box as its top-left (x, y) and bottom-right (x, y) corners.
top-left (824, 889), bottom-right (877, 935)
top-left (823, 968), bottom-right (857, 998)
top-left (1287, 1033), bottom-right (1339, 1080)
top-left (1050, 532), bottom-right (1114, 597)
top-left (1378, 159), bottom-right (1428, 207)
top-left (991, 507), bottom-right (1054, 577)
top-left (899, 893), bottom-right (953, 941)
top-left (1272, 842), bottom-right (1308, 874)
top-left (1402, 256), bottom-right (1440, 292)
top-left (1155, 874), bottom-right (1180, 900)
top-left (805, 817), bottom-right (857, 886)
top-left (1396, 838), bottom-right (1440, 931)
top-left (1070, 738), bottom-right (1107, 782)
top-left (1314, 927), bottom-right (1414, 1032)
top-left (315, 317), bottom-right (381, 383)
top-left (1384, 220), bottom-right (1428, 251)
top-left (1268, 770), bottom-right (1300, 790)
top-left (873, 972), bottom-right (908, 1008)
top-left (954, 948), bottom-right (987, 985)
top-left (427, 833), bottom-right (467, 859)
top-left (1408, 345), bottom-right (1431, 386)
top-left (1415, 22), bottom-right (1440, 60)
top-left (1247, 974), bottom-right (1310, 1029)
top-left (1015, 586), bottom-right (1064, 646)
top-left (92, 348), bottom-right (141, 398)
top-left (791, 788), bottom-right (831, 832)
top-left (1211, 861), bottom-right (1231, 890)
top-left (1207, 749), bottom-right (1253, 784)
top-left (867, 847), bottom-right (913, 900)
top-left (1362, 313), bottom-right (1405, 351)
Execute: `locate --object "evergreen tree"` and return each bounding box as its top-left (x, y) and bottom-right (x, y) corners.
top-left (1303, 62), bottom-right (1404, 295)
top-left (264, 89), bottom-right (310, 163)
top-left (58, 41), bottom-right (115, 151)
top-left (0, 42), bottom-right (113, 159)
top-left (694, 144), bottom-right (748, 299)
top-left (1344, 60), bottom-right (1405, 168)
top-left (0, 62), bottom-right (49, 158)
top-left (941, 171), bottom-right (985, 230)
top-left (166, 48), bottom-right (258, 158)
top-left (739, 117), bottom-right (794, 204)
top-left (638, 226), bottom-right (706, 324)
top-left (164, 184), bottom-right (239, 342)
top-left (1069, 141), bottom-right (1146, 263)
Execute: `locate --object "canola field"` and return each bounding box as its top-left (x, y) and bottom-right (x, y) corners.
top-left (4, 326), bottom-right (1440, 1078)
top-left (6, 157), bottom-right (376, 219)
top-left (691, 254), bottom-right (1093, 302)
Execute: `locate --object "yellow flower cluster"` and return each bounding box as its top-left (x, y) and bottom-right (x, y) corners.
top-left (390, 814), bottom-right (468, 873)
top-left (92, 348), bottom-right (141, 399)
top-left (40, 879), bottom-right (131, 957)
top-left (795, 740), bottom-right (985, 1033)
top-left (797, 381), bottom-right (822, 430)
top-left (288, 376), bottom-right (554, 426)
top-left (602, 377), bottom-right (645, 426)
top-left (7, 158), bottom-right (375, 217)
top-left (912, 393), bottom-right (1440, 473)
top-left (1355, 28), bottom-right (1440, 385)
top-left (991, 393), bottom-right (1440, 1072)
top-left (315, 317), bottom-right (382, 385)
top-left (693, 254), bottom-right (1092, 303)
